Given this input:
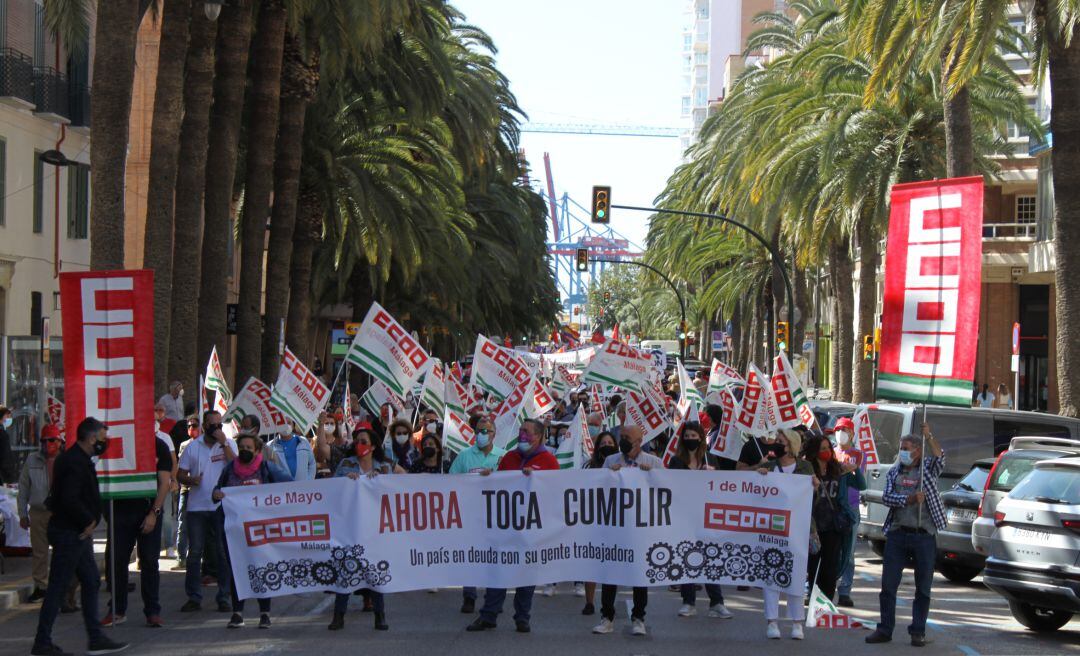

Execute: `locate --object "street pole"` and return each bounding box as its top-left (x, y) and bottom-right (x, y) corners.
top-left (610, 204), bottom-right (795, 345)
top-left (593, 258), bottom-right (686, 360)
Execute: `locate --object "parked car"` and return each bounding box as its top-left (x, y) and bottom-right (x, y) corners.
top-left (981, 457), bottom-right (1080, 632)
top-left (972, 437), bottom-right (1080, 557)
top-left (809, 400), bottom-right (856, 432)
top-left (858, 404), bottom-right (1080, 556)
top-left (933, 458), bottom-right (995, 581)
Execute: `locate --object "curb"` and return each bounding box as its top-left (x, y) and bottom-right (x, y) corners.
top-left (0, 552), bottom-right (107, 611)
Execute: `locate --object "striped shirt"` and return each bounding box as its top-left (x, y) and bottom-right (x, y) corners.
top-left (882, 452), bottom-right (947, 533)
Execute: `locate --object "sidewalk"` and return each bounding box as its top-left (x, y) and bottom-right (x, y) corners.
top-left (0, 530), bottom-right (107, 611)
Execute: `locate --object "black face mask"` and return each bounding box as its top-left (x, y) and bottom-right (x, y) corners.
top-left (238, 450), bottom-right (255, 464)
top-left (422, 446), bottom-right (437, 459)
top-left (682, 438), bottom-right (701, 452)
top-left (598, 444), bottom-right (618, 459)
top-left (771, 444), bottom-right (787, 458)
top-left (92, 439), bottom-right (108, 456)
top-left (619, 438), bottom-right (634, 455)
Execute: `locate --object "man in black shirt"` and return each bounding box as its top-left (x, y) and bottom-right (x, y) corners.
top-left (736, 432), bottom-right (785, 470)
top-left (102, 436), bottom-right (173, 627)
top-left (32, 417), bottom-right (128, 656)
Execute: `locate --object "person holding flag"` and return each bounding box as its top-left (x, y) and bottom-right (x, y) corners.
top-left (803, 433), bottom-right (865, 605)
top-left (665, 421), bottom-right (733, 621)
top-left (832, 416), bottom-right (865, 608)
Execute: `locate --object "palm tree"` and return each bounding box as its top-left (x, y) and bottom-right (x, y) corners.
top-left (167, 4), bottom-right (217, 397)
top-left (143, 0), bottom-right (192, 394)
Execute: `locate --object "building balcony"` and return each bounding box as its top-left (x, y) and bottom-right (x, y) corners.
top-left (0, 48), bottom-right (36, 109)
top-left (69, 83), bottom-right (91, 129)
top-left (33, 67), bottom-right (71, 124)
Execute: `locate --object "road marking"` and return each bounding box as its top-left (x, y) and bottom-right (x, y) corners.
top-left (957, 645), bottom-right (982, 656)
top-left (304, 594), bottom-right (335, 617)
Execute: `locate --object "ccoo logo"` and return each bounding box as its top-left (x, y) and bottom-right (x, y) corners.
top-left (245, 514), bottom-right (331, 547)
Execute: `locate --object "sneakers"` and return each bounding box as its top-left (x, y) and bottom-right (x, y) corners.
top-left (100, 613), bottom-right (126, 627)
top-left (165, 547), bottom-right (177, 559)
top-left (466, 618), bottom-right (497, 632)
top-left (86, 636), bottom-right (129, 655)
top-left (259, 614), bottom-right (271, 629)
top-left (227, 613), bottom-right (245, 628)
top-left (460, 598), bottom-right (475, 614)
top-left (592, 618), bottom-right (614, 634)
top-left (170, 560), bottom-right (186, 571)
top-left (911, 634), bottom-right (928, 647)
top-left (581, 603), bottom-right (595, 616)
top-left (180, 600), bottom-right (201, 613)
top-left (766, 621), bottom-right (781, 639)
top-left (145, 615), bottom-right (164, 628)
top-left (27, 587), bottom-right (46, 603)
top-left (677, 604), bottom-right (696, 617)
top-left (791, 623), bottom-right (804, 640)
top-left (631, 618), bottom-right (647, 636)
top-left (573, 583), bottom-right (585, 597)
top-left (708, 604), bottom-right (733, 619)
top-left (865, 630), bottom-right (892, 644)
top-left (30, 644), bottom-right (71, 656)
top-left (838, 595), bottom-right (855, 608)
top-left (541, 584), bottom-right (555, 597)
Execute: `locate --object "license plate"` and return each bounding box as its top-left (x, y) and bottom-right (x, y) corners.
top-left (1013, 527), bottom-right (1052, 542)
top-left (947, 508), bottom-right (976, 523)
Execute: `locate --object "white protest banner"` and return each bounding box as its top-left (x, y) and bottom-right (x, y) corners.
top-left (490, 381), bottom-right (529, 450)
top-left (225, 377), bottom-right (291, 436)
top-left (346, 302), bottom-right (433, 399)
top-left (445, 377), bottom-right (470, 415)
top-left (579, 340), bottom-right (653, 392)
top-left (555, 405), bottom-right (590, 469)
top-left (708, 387), bottom-right (744, 461)
top-left (542, 344), bottom-right (598, 367)
top-left (343, 379), bottom-right (356, 435)
top-left (270, 348), bottom-right (330, 433)
top-left (707, 359), bottom-right (746, 398)
top-left (624, 384), bottom-right (670, 443)
top-left (222, 469), bottom-right (812, 599)
top-left (470, 335), bottom-right (532, 401)
top-left (735, 364), bottom-right (773, 437)
top-left (442, 407), bottom-right (475, 455)
top-left (361, 381), bottom-right (405, 418)
top-left (769, 352), bottom-right (815, 430)
top-left (588, 383), bottom-right (606, 415)
top-left (528, 378), bottom-right (557, 417)
top-left (662, 399), bottom-right (698, 468)
top-left (205, 346), bottom-right (233, 406)
top-left (677, 359), bottom-right (704, 407)
top-left (419, 360), bottom-right (446, 416)
top-left (852, 406), bottom-right (882, 466)
top-left (550, 365), bottom-right (574, 399)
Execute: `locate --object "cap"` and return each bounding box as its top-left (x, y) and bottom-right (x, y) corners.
top-left (42, 425), bottom-right (62, 439)
top-left (833, 417), bottom-right (855, 432)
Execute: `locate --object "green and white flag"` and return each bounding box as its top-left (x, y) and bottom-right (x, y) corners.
top-left (205, 346), bottom-right (237, 437)
top-left (345, 302), bottom-right (433, 399)
top-left (470, 335), bottom-right (531, 401)
top-left (419, 359), bottom-right (446, 416)
top-left (579, 339), bottom-right (653, 392)
top-left (361, 381), bottom-right (405, 418)
top-left (269, 348), bottom-right (330, 434)
top-left (442, 406), bottom-right (475, 455)
top-left (676, 358), bottom-right (704, 407)
top-left (555, 405), bottom-right (591, 469)
top-left (806, 584), bottom-right (875, 629)
top-left (224, 377), bottom-right (292, 436)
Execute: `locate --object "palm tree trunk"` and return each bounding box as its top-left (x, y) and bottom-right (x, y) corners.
top-left (730, 299), bottom-right (742, 369)
top-left (236, 0), bottom-right (287, 385)
top-left (197, 0), bottom-right (255, 384)
top-left (168, 5), bottom-right (217, 400)
top-left (1048, 19), bottom-right (1080, 417)
top-left (89, 0), bottom-right (140, 270)
top-left (285, 185), bottom-right (320, 363)
top-left (942, 46), bottom-right (975, 178)
top-left (260, 32), bottom-right (319, 381)
top-left (793, 264), bottom-right (807, 357)
top-left (143, 0), bottom-right (192, 395)
top-left (347, 264), bottom-right (374, 394)
top-left (832, 241), bottom-right (855, 402)
top-left (852, 212), bottom-right (878, 403)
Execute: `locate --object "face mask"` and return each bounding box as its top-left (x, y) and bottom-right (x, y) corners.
top-left (599, 444), bottom-right (618, 459)
top-left (154, 420), bottom-right (161, 433)
top-left (475, 430), bottom-right (491, 448)
top-left (187, 426), bottom-right (199, 438)
top-left (619, 438), bottom-right (633, 455)
top-left (355, 443), bottom-right (373, 459)
top-left (92, 438), bottom-right (108, 456)
top-left (43, 441), bottom-right (60, 457)
top-left (422, 446), bottom-right (437, 459)
top-left (394, 432), bottom-right (410, 445)
top-left (517, 431), bottom-right (533, 452)
top-left (426, 422), bottom-right (438, 433)
top-left (588, 425), bottom-right (601, 437)
top-left (835, 430), bottom-right (851, 446)
top-left (898, 450), bottom-right (914, 466)
top-left (818, 449), bottom-right (833, 462)
top-left (238, 450), bottom-right (255, 464)
top-left (2, 417), bottom-right (11, 429)
top-left (323, 424), bottom-right (336, 434)
top-left (772, 443), bottom-right (787, 458)
top-left (682, 438), bottom-right (701, 452)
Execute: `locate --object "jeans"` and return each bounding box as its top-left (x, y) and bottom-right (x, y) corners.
top-left (160, 491), bottom-right (176, 553)
top-left (600, 585), bottom-right (647, 621)
top-left (838, 518), bottom-right (860, 597)
top-left (463, 586), bottom-right (477, 601)
top-left (878, 529), bottom-right (936, 637)
top-left (184, 510), bottom-right (229, 604)
top-left (763, 588), bottom-right (805, 622)
top-left (105, 503), bottom-right (162, 617)
top-left (335, 590), bottom-right (382, 615)
top-left (176, 490), bottom-right (189, 561)
top-left (479, 586), bottom-right (535, 624)
top-left (807, 529), bottom-right (844, 600)
top-left (680, 583), bottom-right (724, 606)
top-left (34, 525), bottom-right (104, 648)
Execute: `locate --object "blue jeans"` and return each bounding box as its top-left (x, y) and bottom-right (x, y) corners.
top-left (838, 517), bottom-right (860, 596)
top-left (680, 583), bottom-right (724, 606)
top-left (335, 590), bottom-right (383, 614)
top-left (34, 525), bottom-right (104, 648)
top-left (176, 490), bottom-right (189, 560)
top-left (184, 510), bottom-right (229, 604)
top-left (878, 530), bottom-right (936, 637)
top-left (105, 502), bottom-right (162, 617)
top-left (480, 586), bottom-right (535, 624)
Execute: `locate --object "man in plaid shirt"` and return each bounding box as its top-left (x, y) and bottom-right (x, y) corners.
top-left (866, 422), bottom-right (945, 648)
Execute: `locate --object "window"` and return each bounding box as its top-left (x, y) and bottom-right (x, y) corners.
top-left (67, 163), bottom-right (89, 239)
top-left (33, 151), bottom-right (43, 234)
top-left (1009, 467), bottom-right (1080, 504)
top-left (0, 138), bottom-right (5, 226)
top-left (953, 464), bottom-right (990, 493)
top-left (30, 291), bottom-right (42, 336)
top-left (988, 452), bottom-right (1041, 492)
top-left (924, 409), bottom-right (995, 477)
top-left (681, 96), bottom-right (691, 116)
top-left (695, 52), bottom-right (708, 65)
top-left (693, 87), bottom-right (707, 106)
top-left (683, 33), bottom-right (692, 49)
top-left (867, 409), bottom-right (905, 465)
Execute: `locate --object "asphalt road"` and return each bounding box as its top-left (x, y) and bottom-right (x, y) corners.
top-left (1, 544), bottom-right (1077, 656)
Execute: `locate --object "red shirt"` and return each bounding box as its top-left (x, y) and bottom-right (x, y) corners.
top-left (159, 418), bottom-right (177, 435)
top-left (498, 447), bottom-right (559, 472)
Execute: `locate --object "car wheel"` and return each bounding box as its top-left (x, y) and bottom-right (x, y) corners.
top-left (1008, 601), bottom-right (1074, 632)
top-left (937, 563), bottom-right (980, 583)
top-left (869, 540), bottom-right (886, 557)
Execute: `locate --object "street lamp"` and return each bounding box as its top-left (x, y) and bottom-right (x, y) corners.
top-left (204, 0), bottom-right (224, 21)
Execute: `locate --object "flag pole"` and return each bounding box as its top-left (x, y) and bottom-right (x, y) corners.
top-left (108, 498), bottom-right (116, 628)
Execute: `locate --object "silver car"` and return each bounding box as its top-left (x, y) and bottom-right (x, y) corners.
top-left (981, 457), bottom-right (1080, 632)
top-left (972, 437), bottom-right (1080, 556)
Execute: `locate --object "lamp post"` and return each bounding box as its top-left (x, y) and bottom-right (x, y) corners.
top-left (592, 258), bottom-right (686, 360)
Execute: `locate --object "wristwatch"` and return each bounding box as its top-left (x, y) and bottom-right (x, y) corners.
top-left (151, 506), bottom-right (163, 516)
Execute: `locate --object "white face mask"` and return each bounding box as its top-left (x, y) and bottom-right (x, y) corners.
top-left (426, 421), bottom-right (438, 433)
top-left (323, 423), bottom-right (336, 434)
top-left (394, 433), bottom-right (410, 445)
top-left (835, 430), bottom-right (852, 446)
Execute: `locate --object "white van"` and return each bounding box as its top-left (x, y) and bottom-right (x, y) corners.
top-left (639, 339), bottom-right (678, 355)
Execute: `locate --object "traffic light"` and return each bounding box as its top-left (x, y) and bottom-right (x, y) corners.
top-left (575, 248), bottom-right (589, 272)
top-left (678, 320), bottom-right (688, 340)
top-left (863, 334), bottom-right (874, 361)
top-left (603, 291), bottom-right (611, 303)
top-left (591, 186), bottom-right (611, 224)
top-left (776, 321), bottom-right (789, 352)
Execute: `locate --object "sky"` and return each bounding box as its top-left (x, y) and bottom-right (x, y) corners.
top-left (452, 0), bottom-right (687, 250)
